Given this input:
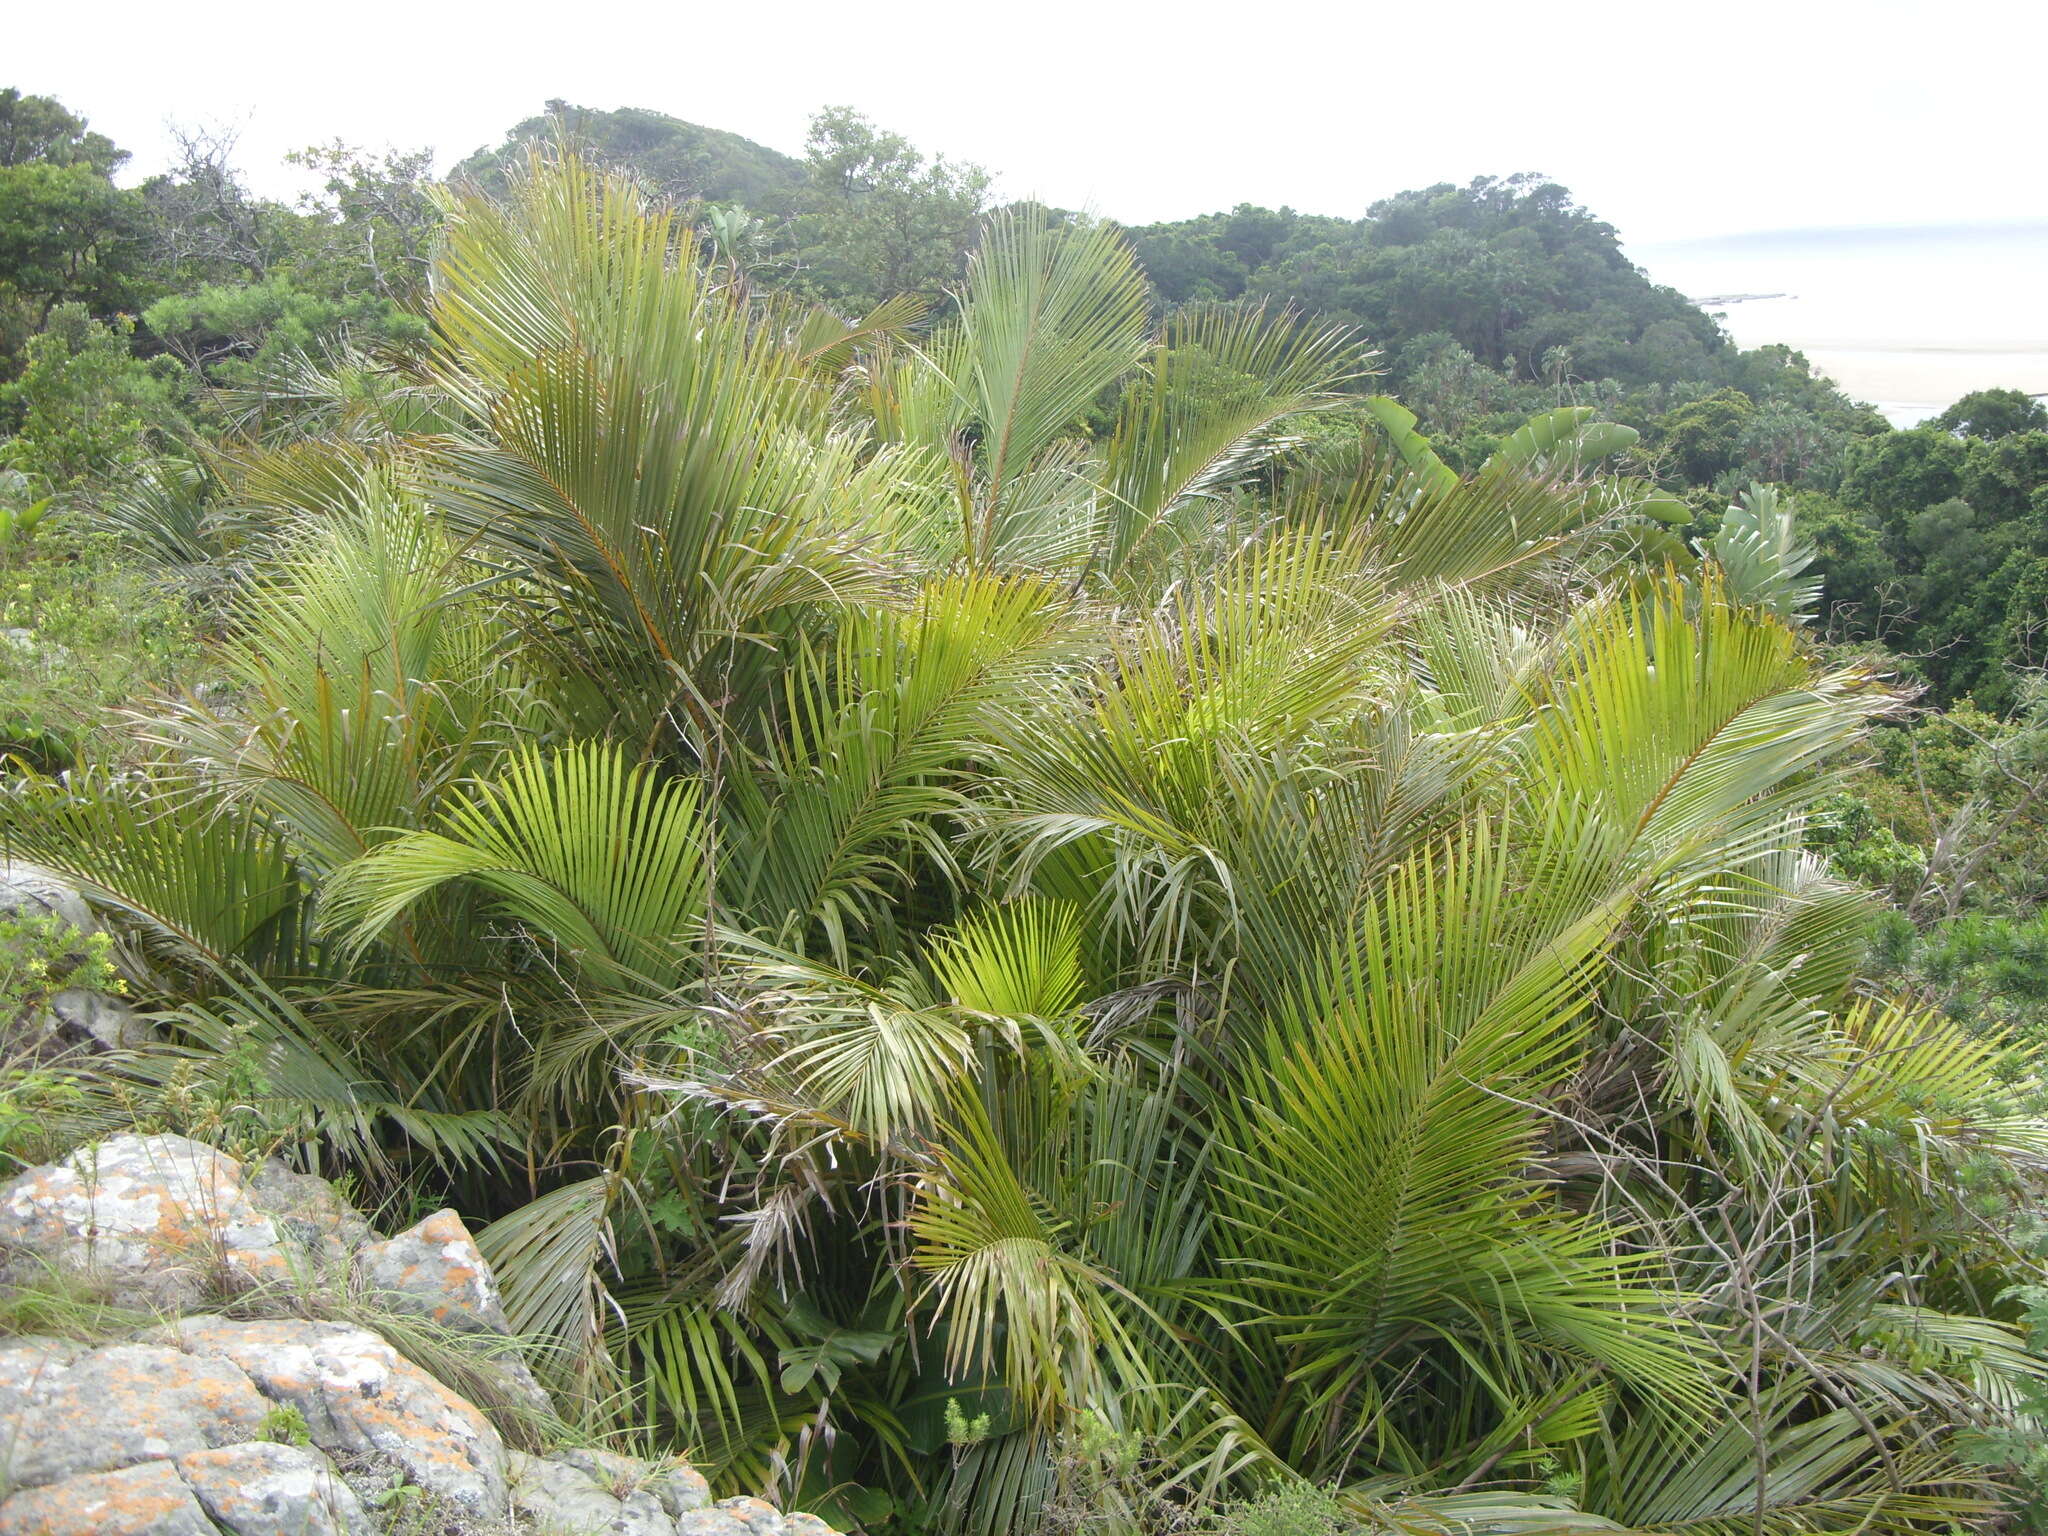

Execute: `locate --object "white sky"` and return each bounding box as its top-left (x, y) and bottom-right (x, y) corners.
top-left (12, 0), bottom-right (2046, 247)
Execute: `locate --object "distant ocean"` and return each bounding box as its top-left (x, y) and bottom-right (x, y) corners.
top-left (1627, 221), bottom-right (2048, 427)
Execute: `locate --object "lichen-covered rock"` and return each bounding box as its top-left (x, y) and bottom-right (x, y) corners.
top-left (38, 987), bottom-right (152, 1050)
top-left (649, 1459), bottom-right (714, 1516)
top-left (676, 1510), bottom-right (762, 1536)
top-left (0, 1137), bottom-right (775, 1535)
top-left (716, 1494), bottom-right (788, 1536)
top-left (245, 1160), bottom-right (373, 1274)
top-left (546, 1445), bottom-right (648, 1497)
top-left (0, 1334), bottom-right (87, 1421)
top-left (501, 1352), bottom-right (563, 1422)
top-left (355, 1206), bottom-right (510, 1334)
top-left (172, 1314), bottom-right (509, 1518)
top-left (0, 1133), bottom-right (297, 1306)
top-left (508, 1449), bottom-right (674, 1534)
top-left (783, 1514), bottom-right (839, 1536)
top-left (509, 1449), bottom-right (621, 1529)
top-left (0, 1460), bottom-right (218, 1535)
top-left (555, 1444), bottom-right (708, 1511)
top-left (177, 1440), bottom-right (374, 1536)
top-left (622, 1489), bottom-right (677, 1533)
top-left (11, 986), bottom-right (156, 1060)
top-left (0, 1340), bottom-right (268, 1489)
top-left (503, 1447), bottom-right (745, 1534)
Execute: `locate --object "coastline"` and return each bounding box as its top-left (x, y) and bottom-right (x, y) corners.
top-left (1632, 221), bottom-right (2048, 427)
top-left (1708, 298), bottom-right (2048, 426)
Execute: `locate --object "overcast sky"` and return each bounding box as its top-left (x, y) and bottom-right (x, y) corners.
top-left (14, 0), bottom-right (2045, 248)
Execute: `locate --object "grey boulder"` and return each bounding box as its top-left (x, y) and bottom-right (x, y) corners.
top-left (0, 1133), bottom-right (302, 1307)
top-left (0, 1460), bottom-right (218, 1535)
top-left (177, 1440), bottom-right (374, 1536)
top-left (171, 1314), bottom-right (509, 1519)
top-left (354, 1206), bottom-right (511, 1334)
top-left (0, 1340), bottom-right (267, 1489)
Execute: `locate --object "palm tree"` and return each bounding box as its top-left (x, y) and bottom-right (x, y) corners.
top-left (13, 149), bottom-right (2045, 1536)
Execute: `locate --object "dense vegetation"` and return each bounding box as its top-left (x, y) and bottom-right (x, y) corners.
top-left (4, 86), bottom-right (2048, 1535)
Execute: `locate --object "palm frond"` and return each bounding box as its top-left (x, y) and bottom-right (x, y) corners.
top-left (1099, 304), bottom-right (1373, 578)
top-left (324, 740), bottom-right (710, 993)
top-left (0, 770), bottom-right (304, 976)
top-left (940, 206), bottom-right (1151, 515)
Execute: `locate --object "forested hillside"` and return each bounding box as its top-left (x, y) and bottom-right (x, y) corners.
top-left (454, 102), bottom-right (807, 208)
top-left (3, 86), bottom-right (2048, 1536)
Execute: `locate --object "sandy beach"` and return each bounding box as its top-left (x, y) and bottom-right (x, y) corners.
top-left (1748, 337), bottom-right (2048, 427)
top-left (1631, 221), bottom-right (2048, 426)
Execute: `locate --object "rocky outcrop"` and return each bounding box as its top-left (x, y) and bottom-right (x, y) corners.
top-left (357, 1208), bottom-right (512, 1335)
top-left (0, 861), bottom-right (98, 941)
top-left (0, 861), bottom-right (149, 1061)
top-left (32, 986), bottom-right (153, 1051)
top-left (242, 1160), bottom-right (375, 1273)
top-left (0, 1316), bottom-right (777, 1534)
top-left (0, 1460), bottom-right (222, 1536)
top-left (0, 1135), bottom-right (843, 1536)
top-left (176, 1442), bottom-right (373, 1536)
top-left (553, 1447), bottom-right (710, 1516)
top-left (0, 1135), bottom-right (307, 1308)
top-left (171, 1316), bottom-right (510, 1518)
top-left (507, 1445), bottom-right (717, 1533)
top-left (0, 1134), bottom-right (526, 1321)
top-left (0, 1336), bottom-right (269, 1487)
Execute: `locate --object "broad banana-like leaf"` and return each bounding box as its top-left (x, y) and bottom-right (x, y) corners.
top-left (1359, 395), bottom-right (1459, 495)
top-left (1706, 481), bottom-right (1823, 624)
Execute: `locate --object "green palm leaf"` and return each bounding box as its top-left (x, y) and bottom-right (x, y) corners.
top-left (0, 770), bottom-right (304, 975)
top-left (1211, 822), bottom-right (1704, 1471)
top-left (324, 740), bottom-right (710, 992)
top-left (940, 206), bottom-right (1151, 519)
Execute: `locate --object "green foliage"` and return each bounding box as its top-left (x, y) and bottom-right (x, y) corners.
top-left (1795, 490), bottom-right (1899, 636)
top-left (0, 468), bottom-right (54, 548)
top-left (454, 100), bottom-right (806, 210)
top-left (945, 1395), bottom-right (995, 1449)
top-left (1745, 418), bottom-right (2048, 707)
top-left (0, 908), bottom-right (117, 1019)
top-left (1654, 385), bottom-right (1756, 484)
top-left (1840, 426), bottom-right (1970, 533)
top-left (1706, 482), bottom-right (1821, 623)
top-left (0, 903), bottom-right (121, 1171)
top-left (1118, 176), bottom-right (1885, 502)
top-left (142, 273), bottom-right (428, 386)
top-left (788, 106), bottom-right (991, 310)
top-left (1805, 792), bottom-right (1927, 901)
top-left (257, 1403), bottom-right (313, 1448)
top-left (1203, 1484), bottom-right (1356, 1536)
top-left (1875, 909), bottom-right (2048, 1044)
top-left (0, 306), bottom-right (188, 487)
top-left (1958, 1274), bottom-right (2048, 1531)
top-left (0, 510), bottom-right (201, 771)
top-left (1934, 386), bottom-right (2048, 442)
top-left (326, 741), bottom-right (713, 990)
top-left (1128, 177), bottom-right (1724, 395)
top-left (5, 110), bottom-right (2048, 1536)
top-left (0, 89), bottom-right (125, 174)
top-left (0, 91), bottom-right (145, 348)
top-left (283, 142), bottom-right (441, 303)
top-left (0, 1065), bottom-right (90, 1171)
top-left (0, 1270), bottom-right (151, 1344)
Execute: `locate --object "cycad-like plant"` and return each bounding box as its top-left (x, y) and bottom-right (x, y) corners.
top-left (20, 148), bottom-right (2046, 1536)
